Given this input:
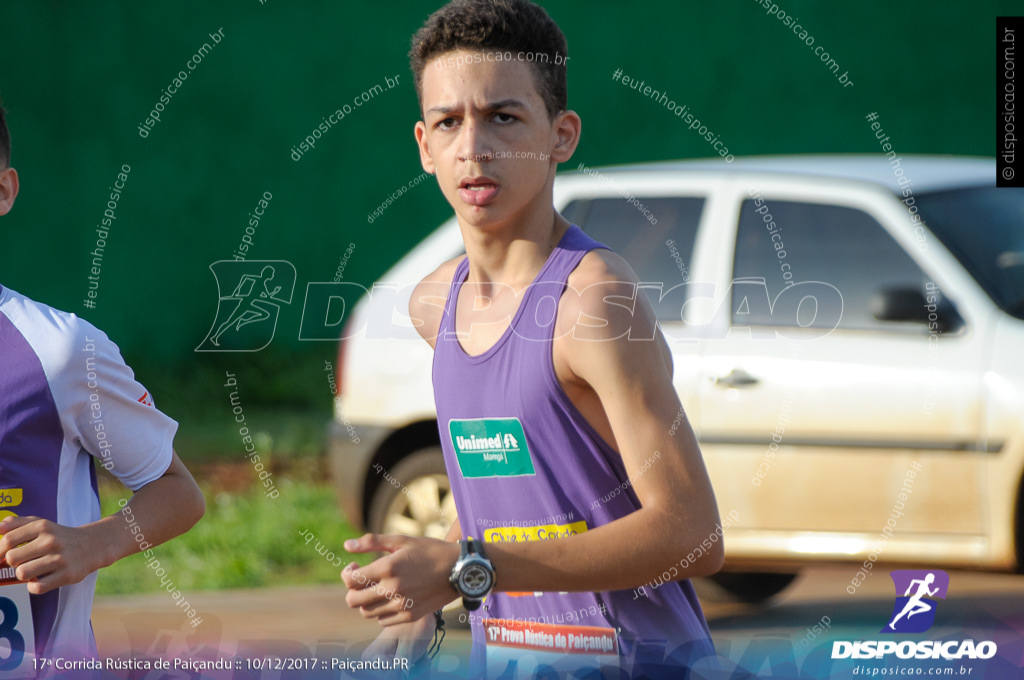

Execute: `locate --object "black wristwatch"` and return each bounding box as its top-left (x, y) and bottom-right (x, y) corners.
top-left (449, 537), bottom-right (495, 611)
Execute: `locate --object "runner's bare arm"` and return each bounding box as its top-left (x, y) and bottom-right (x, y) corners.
top-left (445, 516), bottom-right (461, 542)
top-left (0, 452), bottom-right (204, 595)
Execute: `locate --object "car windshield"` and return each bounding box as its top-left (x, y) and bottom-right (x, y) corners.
top-left (914, 186), bottom-right (1024, 320)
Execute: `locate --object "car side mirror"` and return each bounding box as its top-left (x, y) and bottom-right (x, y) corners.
top-left (871, 286), bottom-right (963, 333)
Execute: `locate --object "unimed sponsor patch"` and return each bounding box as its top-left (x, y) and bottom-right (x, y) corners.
top-left (449, 418), bottom-right (535, 478)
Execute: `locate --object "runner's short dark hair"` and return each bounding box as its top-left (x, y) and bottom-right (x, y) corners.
top-left (409, 0), bottom-right (568, 121)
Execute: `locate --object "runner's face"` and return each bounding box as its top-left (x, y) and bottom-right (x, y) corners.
top-left (415, 49), bottom-right (561, 231)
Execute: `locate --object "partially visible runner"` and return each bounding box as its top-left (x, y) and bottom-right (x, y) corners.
top-left (0, 95), bottom-right (205, 673)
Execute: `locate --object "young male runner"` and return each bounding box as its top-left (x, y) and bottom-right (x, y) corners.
top-left (0, 98), bottom-right (205, 665)
top-left (343, 1), bottom-right (723, 675)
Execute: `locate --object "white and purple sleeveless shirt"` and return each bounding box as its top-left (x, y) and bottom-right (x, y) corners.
top-left (0, 285), bottom-right (176, 663)
top-left (433, 226), bottom-right (715, 677)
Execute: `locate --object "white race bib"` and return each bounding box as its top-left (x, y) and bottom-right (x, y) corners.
top-left (483, 618), bottom-right (618, 679)
top-left (0, 582), bottom-right (35, 679)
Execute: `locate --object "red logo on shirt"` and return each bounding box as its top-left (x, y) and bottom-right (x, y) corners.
top-left (138, 391), bottom-right (154, 407)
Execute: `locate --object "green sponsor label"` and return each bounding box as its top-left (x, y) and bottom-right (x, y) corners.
top-left (449, 418), bottom-right (535, 479)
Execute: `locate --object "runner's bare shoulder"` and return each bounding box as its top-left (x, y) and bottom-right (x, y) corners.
top-left (409, 254), bottom-right (467, 348)
top-left (560, 249), bottom-right (644, 338)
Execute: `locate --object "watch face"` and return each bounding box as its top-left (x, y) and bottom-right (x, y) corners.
top-left (458, 562), bottom-right (493, 598)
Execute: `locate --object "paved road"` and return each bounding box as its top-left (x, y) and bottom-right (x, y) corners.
top-left (92, 567), bottom-right (1024, 674)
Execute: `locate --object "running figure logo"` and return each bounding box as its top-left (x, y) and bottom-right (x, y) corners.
top-left (196, 260), bottom-right (296, 352)
top-left (882, 570), bottom-right (949, 634)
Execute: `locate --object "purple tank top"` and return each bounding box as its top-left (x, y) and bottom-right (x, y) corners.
top-left (433, 225), bottom-right (715, 674)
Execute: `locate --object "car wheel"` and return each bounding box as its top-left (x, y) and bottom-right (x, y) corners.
top-left (367, 447), bottom-right (457, 540)
top-left (705, 572), bottom-right (799, 603)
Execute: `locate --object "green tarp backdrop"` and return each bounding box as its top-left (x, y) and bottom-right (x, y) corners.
top-left (0, 1), bottom-right (1004, 406)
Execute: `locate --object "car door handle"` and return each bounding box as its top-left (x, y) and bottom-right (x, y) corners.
top-left (713, 369), bottom-right (760, 388)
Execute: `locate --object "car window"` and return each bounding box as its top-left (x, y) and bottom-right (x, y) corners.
top-left (565, 196), bottom-right (704, 320)
top-left (732, 198), bottom-right (931, 331)
top-left (915, 186), bottom-right (1024, 320)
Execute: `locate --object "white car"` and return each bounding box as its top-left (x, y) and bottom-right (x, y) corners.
top-left (328, 155), bottom-right (1024, 602)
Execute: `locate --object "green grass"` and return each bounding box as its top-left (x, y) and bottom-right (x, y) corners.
top-left (172, 407), bottom-right (331, 463)
top-left (92, 347), bottom-right (367, 595)
top-left (95, 480), bottom-right (372, 595)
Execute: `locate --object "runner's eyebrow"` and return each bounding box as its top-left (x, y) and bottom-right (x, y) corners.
top-left (485, 99), bottom-right (527, 112)
top-left (426, 99), bottom-right (528, 116)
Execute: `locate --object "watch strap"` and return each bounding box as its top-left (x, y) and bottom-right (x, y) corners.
top-left (470, 536), bottom-right (489, 561)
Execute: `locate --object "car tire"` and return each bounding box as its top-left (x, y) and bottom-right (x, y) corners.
top-left (367, 447), bottom-right (457, 540)
top-left (705, 572), bottom-right (799, 603)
